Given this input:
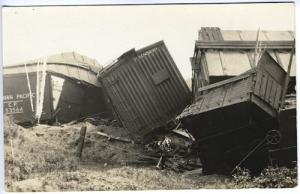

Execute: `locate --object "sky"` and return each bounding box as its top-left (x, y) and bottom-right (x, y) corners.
top-left (2, 2), bottom-right (295, 79)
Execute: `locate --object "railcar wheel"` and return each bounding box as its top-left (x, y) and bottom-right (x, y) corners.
top-left (266, 130), bottom-right (281, 145)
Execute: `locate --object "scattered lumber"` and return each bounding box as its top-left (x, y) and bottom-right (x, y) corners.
top-left (96, 131), bottom-right (135, 144)
top-left (172, 128), bottom-right (196, 141)
top-left (183, 168), bottom-right (203, 176)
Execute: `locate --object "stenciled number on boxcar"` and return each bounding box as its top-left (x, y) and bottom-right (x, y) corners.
top-left (3, 92), bottom-right (35, 115)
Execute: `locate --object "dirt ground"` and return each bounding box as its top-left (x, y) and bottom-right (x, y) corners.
top-left (9, 165), bottom-right (234, 191)
top-left (4, 116), bottom-right (238, 191)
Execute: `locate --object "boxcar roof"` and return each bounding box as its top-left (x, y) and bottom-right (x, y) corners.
top-left (4, 51), bottom-right (102, 73)
top-left (196, 27), bottom-right (296, 77)
top-left (3, 52), bottom-right (102, 87)
top-left (98, 40), bottom-right (165, 78)
top-left (198, 28), bottom-right (294, 41)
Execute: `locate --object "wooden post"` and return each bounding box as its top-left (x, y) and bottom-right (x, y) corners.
top-left (77, 125), bottom-right (87, 158)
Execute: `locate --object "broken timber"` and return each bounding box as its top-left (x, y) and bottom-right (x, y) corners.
top-left (96, 131), bottom-right (135, 144)
top-left (195, 40), bottom-right (294, 50)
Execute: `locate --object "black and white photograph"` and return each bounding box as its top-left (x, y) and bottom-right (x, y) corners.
top-left (0, 0), bottom-right (298, 192)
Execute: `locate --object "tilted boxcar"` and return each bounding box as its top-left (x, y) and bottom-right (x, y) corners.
top-left (98, 41), bottom-right (191, 135)
top-left (177, 52), bottom-right (288, 174)
top-left (3, 52), bottom-right (112, 125)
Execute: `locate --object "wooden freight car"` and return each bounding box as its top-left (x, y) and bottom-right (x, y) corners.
top-left (177, 52), bottom-right (287, 174)
top-left (99, 41), bottom-right (191, 135)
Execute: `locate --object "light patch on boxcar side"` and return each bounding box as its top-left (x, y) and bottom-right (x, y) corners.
top-left (51, 75), bottom-right (65, 110)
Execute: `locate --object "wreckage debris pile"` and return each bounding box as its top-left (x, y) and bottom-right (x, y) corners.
top-left (140, 132), bottom-right (202, 172)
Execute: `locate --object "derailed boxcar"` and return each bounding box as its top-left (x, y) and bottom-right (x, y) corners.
top-left (98, 41), bottom-right (191, 135)
top-left (177, 52), bottom-right (287, 174)
top-left (3, 52), bottom-right (111, 125)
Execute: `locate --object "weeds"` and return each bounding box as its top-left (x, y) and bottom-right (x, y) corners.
top-left (4, 115), bottom-right (79, 191)
top-left (252, 166), bottom-right (297, 188)
top-left (232, 166), bottom-right (297, 188)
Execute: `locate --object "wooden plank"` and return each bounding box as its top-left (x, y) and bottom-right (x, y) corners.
top-left (197, 73), bottom-right (252, 93)
top-left (221, 30), bottom-right (241, 41)
top-left (195, 40), bottom-right (294, 50)
top-left (224, 78), bottom-right (251, 105)
top-left (265, 31), bottom-right (294, 41)
top-left (207, 86), bottom-right (226, 109)
top-left (195, 96), bottom-right (205, 112)
top-left (172, 129), bottom-right (195, 141)
top-left (257, 53), bottom-right (287, 85)
top-left (111, 73), bottom-right (139, 129)
top-left (183, 168), bottom-right (203, 175)
top-left (206, 28), bottom-right (215, 41)
top-left (103, 77), bottom-right (127, 128)
top-left (264, 77), bottom-right (273, 103)
top-left (220, 51), bottom-right (252, 75)
top-left (201, 53), bottom-right (210, 85)
top-left (246, 51), bottom-right (255, 68)
top-left (259, 73), bottom-right (268, 99)
top-left (222, 82), bottom-right (232, 107)
top-left (212, 27), bottom-right (223, 41)
top-left (254, 71), bottom-right (262, 96)
top-left (220, 84), bottom-right (229, 107)
top-left (118, 69), bottom-right (147, 128)
top-left (110, 73), bottom-right (134, 128)
top-left (205, 51), bottom-right (224, 75)
top-left (201, 27), bottom-right (210, 40)
top-left (96, 131), bottom-right (135, 144)
top-left (251, 95), bottom-right (277, 117)
top-left (274, 51), bottom-right (284, 68)
top-left (274, 85), bottom-right (282, 109)
top-left (269, 81), bottom-right (277, 107)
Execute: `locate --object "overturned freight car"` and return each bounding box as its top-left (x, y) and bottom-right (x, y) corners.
top-left (184, 27), bottom-right (297, 174)
top-left (3, 52), bottom-right (111, 125)
top-left (98, 41), bottom-right (191, 135)
top-left (178, 52), bottom-right (290, 174)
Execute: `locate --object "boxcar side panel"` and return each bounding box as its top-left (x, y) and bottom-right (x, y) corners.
top-left (3, 73), bottom-right (52, 123)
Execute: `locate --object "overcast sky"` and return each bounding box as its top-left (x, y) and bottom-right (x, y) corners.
top-left (2, 2), bottom-right (295, 79)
